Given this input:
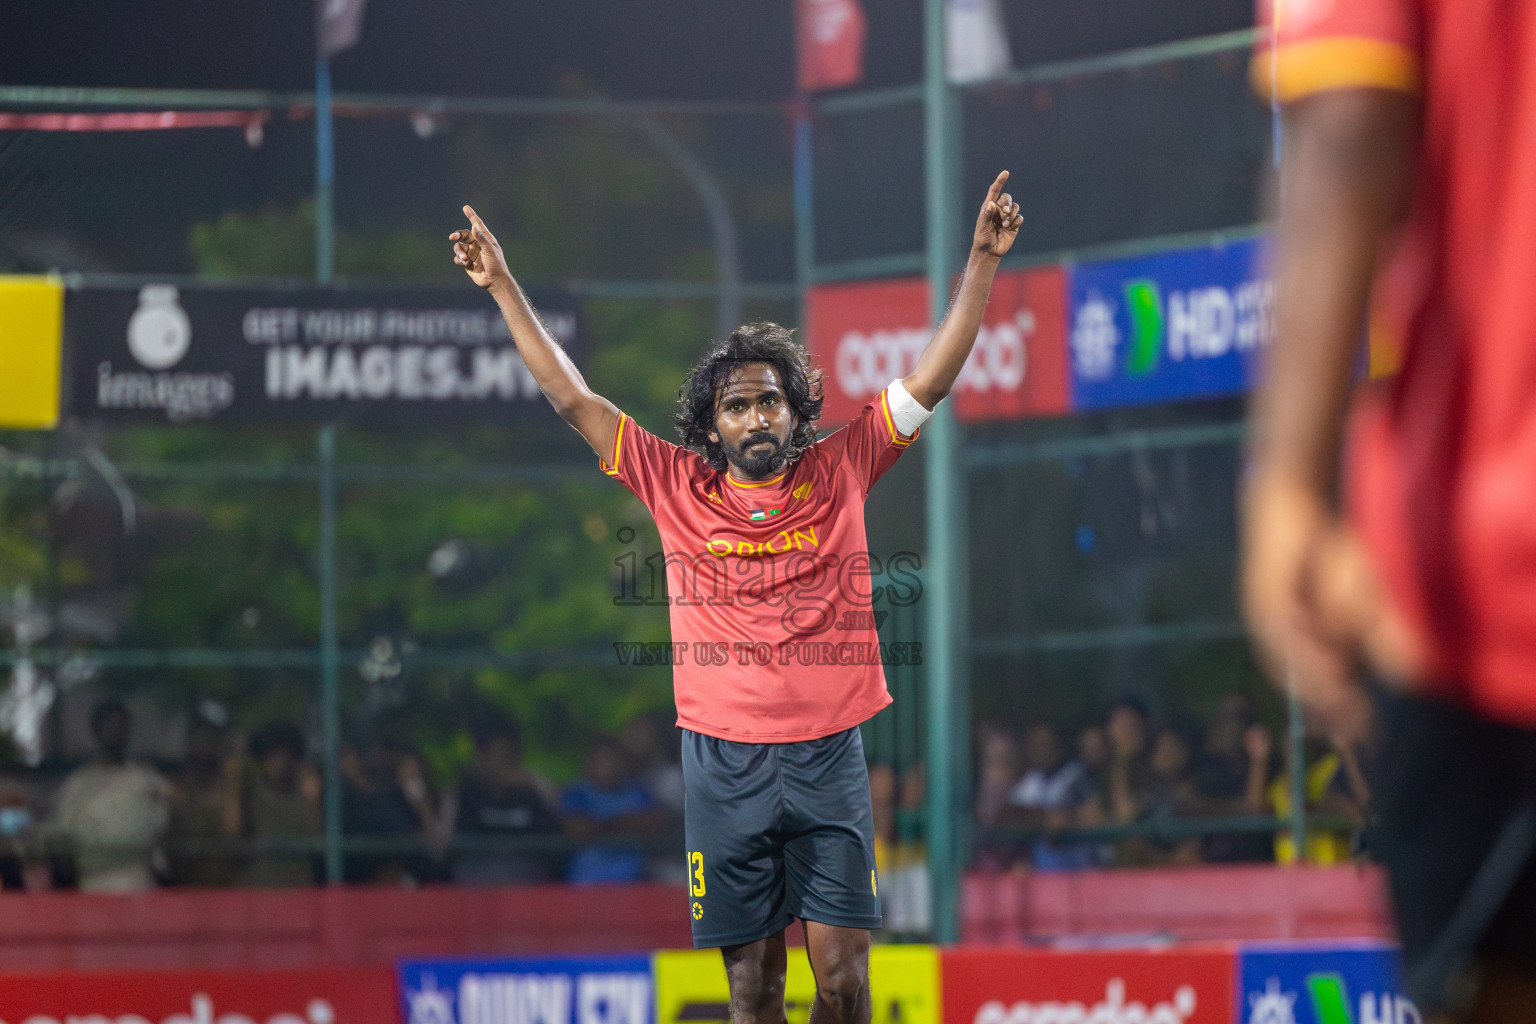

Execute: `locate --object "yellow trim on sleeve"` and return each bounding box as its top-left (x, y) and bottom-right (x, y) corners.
top-left (878, 390), bottom-right (898, 443)
top-left (1252, 37), bottom-right (1421, 103)
top-left (599, 413), bottom-right (626, 477)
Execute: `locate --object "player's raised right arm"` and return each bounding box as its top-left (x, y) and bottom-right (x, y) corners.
top-left (452, 205), bottom-right (620, 457)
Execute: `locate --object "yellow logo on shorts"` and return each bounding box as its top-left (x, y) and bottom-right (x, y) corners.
top-left (871, 870), bottom-right (878, 896)
top-left (689, 852), bottom-right (706, 897)
top-left (691, 901), bottom-right (704, 920)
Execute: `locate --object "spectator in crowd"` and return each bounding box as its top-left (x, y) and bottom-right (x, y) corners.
top-left (446, 713), bottom-right (562, 885)
top-left (1141, 725), bottom-right (1203, 865)
top-left (560, 734), bottom-right (666, 884)
top-left (239, 721), bottom-right (322, 887)
top-left (618, 713), bottom-right (686, 883)
top-left (1001, 721), bottom-right (1097, 871)
top-left (46, 699), bottom-right (169, 891)
top-left (1269, 723), bottom-right (1371, 866)
top-left (340, 734), bottom-right (441, 884)
top-left (0, 778), bottom-right (35, 891)
top-left (1190, 693), bottom-right (1274, 863)
top-left (165, 714), bottom-right (242, 886)
top-left (1104, 697), bottom-right (1152, 831)
top-left (973, 724), bottom-right (1020, 836)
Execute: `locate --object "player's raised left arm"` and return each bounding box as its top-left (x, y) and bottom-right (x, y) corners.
top-left (902, 170), bottom-right (1023, 410)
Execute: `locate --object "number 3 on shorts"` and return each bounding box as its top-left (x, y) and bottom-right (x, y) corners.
top-left (689, 851), bottom-right (706, 897)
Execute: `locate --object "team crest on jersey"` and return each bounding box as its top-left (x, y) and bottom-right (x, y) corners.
top-left (707, 490), bottom-right (723, 505)
top-left (792, 481), bottom-right (814, 500)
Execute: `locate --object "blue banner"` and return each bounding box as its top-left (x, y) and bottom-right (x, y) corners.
top-left (399, 954), bottom-right (653, 1024)
top-left (1237, 943), bottom-right (1419, 1024)
top-left (1068, 238), bottom-right (1271, 410)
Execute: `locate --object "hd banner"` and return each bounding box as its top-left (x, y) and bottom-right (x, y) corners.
top-left (1238, 943), bottom-right (1418, 1024)
top-left (399, 954), bottom-right (651, 1024)
top-left (64, 284), bottom-right (579, 425)
top-left (1068, 237), bottom-right (1272, 411)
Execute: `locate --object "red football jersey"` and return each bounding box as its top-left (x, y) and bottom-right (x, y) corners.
top-left (600, 387), bottom-right (916, 742)
top-left (1258, 0), bottom-right (1536, 723)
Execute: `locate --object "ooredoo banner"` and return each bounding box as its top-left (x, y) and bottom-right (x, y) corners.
top-left (1068, 238), bottom-right (1271, 411)
top-left (941, 947), bottom-right (1236, 1024)
top-left (805, 269), bottom-right (1069, 428)
top-left (64, 284), bottom-right (579, 425)
top-left (654, 946), bottom-right (937, 1024)
top-left (0, 966), bottom-right (398, 1024)
top-left (398, 955), bottom-right (651, 1024)
top-left (1237, 943), bottom-right (1417, 1024)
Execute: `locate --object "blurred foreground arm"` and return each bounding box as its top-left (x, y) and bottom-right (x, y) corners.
top-left (1241, 89), bottom-right (1418, 737)
top-left (902, 171), bottom-right (1023, 410)
top-left (452, 206), bottom-right (621, 457)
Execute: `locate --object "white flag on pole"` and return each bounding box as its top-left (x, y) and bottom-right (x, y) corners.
top-left (946, 0), bottom-right (1012, 84)
top-left (318, 0), bottom-right (368, 57)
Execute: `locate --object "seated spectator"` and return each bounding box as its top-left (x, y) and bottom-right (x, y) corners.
top-left (447, 713), bottom-right (562, 885)
top-left (240, 721), bottom-right (322, 887)
top-left (1142, 725), bottom-right (1203, 865)
top-left (1190, 693), bottom-right (1273, 863)
top-left (340, 734), bottom-right (441, 885)
top-left (1104, 696), bottom-right (1152, 829)
top-left (561, 735), bottom-right (665, 884)
top-left (972, 724), bottom-right (1020, 870)
top-left (0, 779), bottom-right (35, 891)
top-left (1002, 722), bottom-right (1097, 871)
top-left (165, 714), bottom-right (242, 886)
top-left (1269, 724), bottom-right (1371, 866)
top-left (46, 699), bottom-right (169, 891)
top-left (618, 713), bottom-right (686, 883)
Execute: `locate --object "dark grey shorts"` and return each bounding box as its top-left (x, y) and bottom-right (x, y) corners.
top-left (681, 726), bottom-right (882, 949)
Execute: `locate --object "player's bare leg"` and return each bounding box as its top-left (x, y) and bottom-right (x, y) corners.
top-left (722, 932), bottom-right (789, 1024)
top-left (803, 922), bottom-right (871, 1024)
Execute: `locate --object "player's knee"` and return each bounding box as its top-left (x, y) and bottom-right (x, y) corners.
top-left (727, 973), bottom-right (785, 1024)
top-left (724, 951), bottom-right (786, 1023)
top-left (814, 958), bottom-right (868, 1022)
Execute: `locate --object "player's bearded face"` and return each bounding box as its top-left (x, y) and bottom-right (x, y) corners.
top-left (711, 364), bottom-right (796, 479)
top-left (721, 429), bottom-right (787, 477)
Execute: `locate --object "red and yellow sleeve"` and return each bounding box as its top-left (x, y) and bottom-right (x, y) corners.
top-left (1252, 0), bottom-right (1421, 103)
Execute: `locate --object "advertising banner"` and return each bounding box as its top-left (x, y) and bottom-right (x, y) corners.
top-left (0, 966), bottom-right (398, 1024)
top-left (653, 946), bottom-right (937, 1024)
top-left (1238, 943), bottom-right (1418, 1024)
top-left (399, 955), bottom-right (652, 1024)
top-left (0, 275), bottom-right (64, 429)
top-left (1068, 238), bottom-right (1272, 411)
top-left (805, 269), bottom-right (1069, 428)
top-left (942, 947), bottom-right (1236, 1024)
top-left (64, 284), bottom-right (579, 425)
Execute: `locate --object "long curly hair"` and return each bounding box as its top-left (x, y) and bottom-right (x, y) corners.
top-left (673, 323), bottom-right (824, 471)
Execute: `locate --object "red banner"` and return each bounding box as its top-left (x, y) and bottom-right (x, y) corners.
top-left (0, 967), bottom-right (399, 1024)
top-left (805, 269), bottom-right (1070, 428)
top-left (796, 0), bottom-right (867, 92)
top-left (942, 948), bottom-right (1236, 1024)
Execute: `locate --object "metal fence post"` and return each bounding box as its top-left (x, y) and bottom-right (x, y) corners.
top-left (922, 0), bottom-right (968, 944)
top-left (318, 425), bottom-right (343, 884)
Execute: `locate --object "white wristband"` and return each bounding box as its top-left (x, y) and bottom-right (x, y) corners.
top-left (886, 379), bottom-right (933, 437)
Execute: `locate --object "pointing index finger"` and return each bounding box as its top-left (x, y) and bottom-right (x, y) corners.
top-left (985, 170), bottom-right (1009, 204)
top-left (462, 204), bottom-right (495, 243)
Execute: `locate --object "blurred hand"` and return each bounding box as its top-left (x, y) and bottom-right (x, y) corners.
top-left (973, 171), bottom-right (1023, 259)
top-left (451, 205), bottom-right (512, 294)
top-left (1241, 471), bottom-right (1376, 744)
top-left (1242, 723), bottom-right (1273, 766)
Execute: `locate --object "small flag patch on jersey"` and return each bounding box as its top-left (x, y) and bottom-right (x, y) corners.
top-left (749, 508), bottom-right (781, 521)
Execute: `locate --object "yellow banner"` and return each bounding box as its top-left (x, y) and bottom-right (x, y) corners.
top-left (654, 945), bottom-right (938, 1024)
top-left (0, 277), bottom-right (64, 429)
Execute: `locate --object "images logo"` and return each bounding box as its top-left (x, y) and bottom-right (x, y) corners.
top-left (127, 284), bottom-right (192, 369)
top-left (1122, 279), bottom-right (1163, 377)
